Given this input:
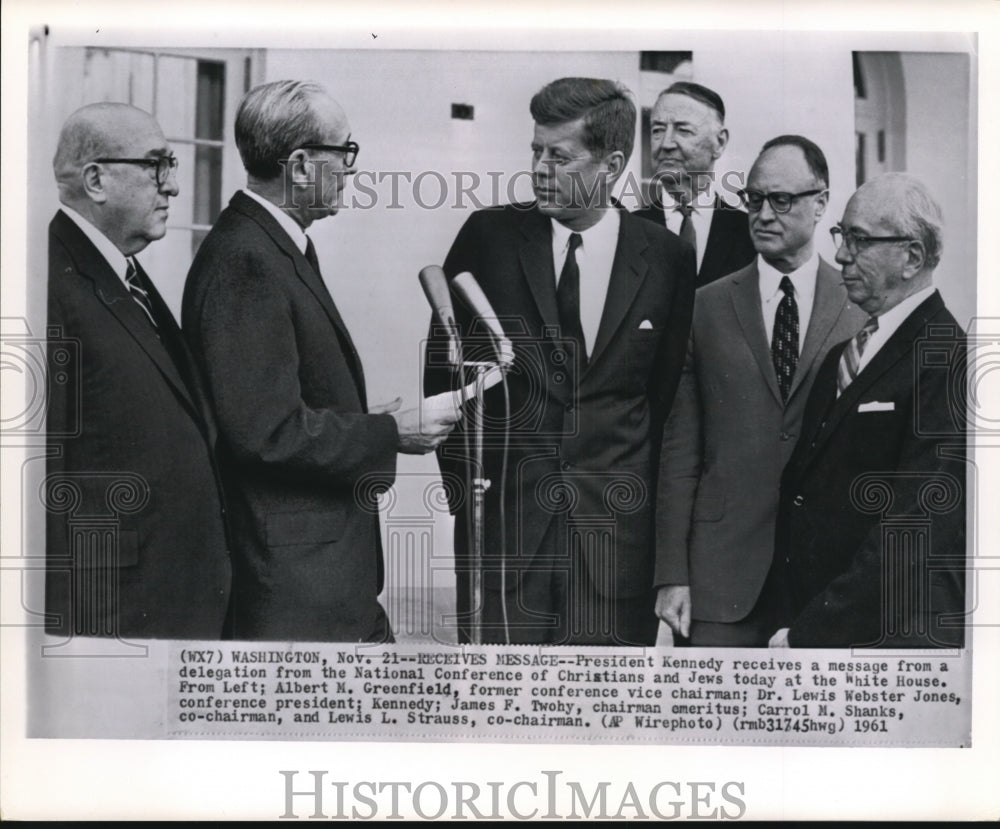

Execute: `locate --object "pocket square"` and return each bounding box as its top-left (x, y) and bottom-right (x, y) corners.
top-left (858, 401), bottom-right (895, 412)
top-left (638, 319), bottom-right (654, 330)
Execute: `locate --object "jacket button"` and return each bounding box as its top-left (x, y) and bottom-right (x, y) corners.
top-left (780, 431), bottom-right (791, 441)
top-left (566, 404), bottom-right (575, 413)
top-left (792, 495), bottom-right (804, 507)
top-left (561, 460), bottom-right (572, 471)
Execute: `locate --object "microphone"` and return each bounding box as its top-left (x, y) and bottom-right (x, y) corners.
top-left (451, 272), bottom-right (514, 368)
top-left (419, 265), bottom-right (460, 365)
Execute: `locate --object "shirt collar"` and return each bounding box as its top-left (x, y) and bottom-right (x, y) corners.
top-left (658, 183), bottom-right (720, 213)
top-left (243, 187), bottom-right (309, 254)
top-left (59, 204), bottom-right (131, 283)
top-left (550, 207), bottom-right (620, 252)
top-left (758, 250), bottom-right (820, 298)
top-left (873, 284), bottom-right (937, 328)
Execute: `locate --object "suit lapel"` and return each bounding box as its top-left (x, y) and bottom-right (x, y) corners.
top-left (517, 208), bottom-right (560, 331)
top-left (803, 292), bottom-right (945, 463)
top-left (787, 257), bottom-right (853, 401)
top-left (52, 212), bottom-right (200, 418)
top-left (230, 193), bottom-right (368, 404)
top-left (588, 211), bottom-right (649, 369)
top-left (729, 263), bottom-right (784, 406)
top-left (698, 197), bottom-right (731, 281)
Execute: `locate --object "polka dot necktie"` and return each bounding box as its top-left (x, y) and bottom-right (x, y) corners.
top-left (771, 275), bottom-right (799, 403)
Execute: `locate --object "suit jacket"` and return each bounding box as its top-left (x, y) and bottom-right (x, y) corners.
top-left (182, 191), bottom-right (398, 642)
top-left (424, 203), bottom-right (695, 610)
top-left (656, 258), bottom-right (865, 623)
top-left (777, 290), bottom-right (966, 648)
top-left (634, 196), bottom-right (755, 287)
top-left (46, 210), bottom-right (231, 639)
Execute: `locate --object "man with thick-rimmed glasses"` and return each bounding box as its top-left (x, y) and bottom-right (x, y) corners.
top-left (182, 80), bottom-right (457, 643)
top-left (46, 102), bottom-right (232, 639)
top-left (771, 172), bottom-right (966, 649)
top-left (655, 134), bottom-right (865, 646)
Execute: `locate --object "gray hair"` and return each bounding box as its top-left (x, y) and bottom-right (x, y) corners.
top-left (235, 80), bottom-right (330, 180)
top-left (860, 172), bottom-right (944, 269)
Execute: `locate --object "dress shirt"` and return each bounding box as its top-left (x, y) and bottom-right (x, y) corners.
top-left (550, 208), bottom-right (620, 358)
top-left (658, 184), bottom-right (722, 272)
top-left (243, 187), bottom-right (308, 255)
top-left (59, 204), bottom-right (130, 286)
top-left (856, 285), bottom-right (937, 373)
top-left (758, 251), bottom-right (819, 355)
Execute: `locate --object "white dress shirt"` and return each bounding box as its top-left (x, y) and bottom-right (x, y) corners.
top-left (550, 208), bottom-right (621, 358)
top-left (857, 285), bottom-right (937, 373)
top-left (243, 187), bottom-right (308, 255)
top-left (658, 184), bottom-right (726, 273)
top-left (60, 204), bottom-right (131, 286)
top-left (757, 251), bottom-right (819, 355)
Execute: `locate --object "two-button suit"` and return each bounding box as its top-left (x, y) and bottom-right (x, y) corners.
top-left (656, 258), bottom-right (865, 643)
top-left (777, 290), bottom-right (966, 648)
top-left (634, 196), bottom-right (755, 288)
top-left (46, 210), bottom-right (231, 639)
top-left (182, 191), bottom-right (398, 643)
top-left (425, 203), bottom-right (695, 644)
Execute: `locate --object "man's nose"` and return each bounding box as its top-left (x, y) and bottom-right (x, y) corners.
top-left (160, 166), bottom-right (180, 197)
top-left (834, 240), bottom-right (853, 266)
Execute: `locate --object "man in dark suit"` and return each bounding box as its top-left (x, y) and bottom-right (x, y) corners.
top-left (771, 173), bottom-right (966, 649)
top-left (656, 135), bottom-right (865, 646)
top-left (634, 82), bottom-right (755, 287)
top-left (46, 103), bottom-right (231, 639)
top-left (183, 81), bottom-right (457, 643)
top-left (425, 77), bottom-right (696, 646)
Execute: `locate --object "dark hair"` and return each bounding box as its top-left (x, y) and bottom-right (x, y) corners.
top-left (235, 80), bottom-right (329, 180)
top-left (530, 77), bottom-right (636, 163)
top-left (661, 81), bottom-right (726, 122)
top-left (760, 134), bottom-right (829, 187)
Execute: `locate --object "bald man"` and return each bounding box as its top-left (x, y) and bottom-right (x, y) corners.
top-left (46, 103), bottom-right (231, 639)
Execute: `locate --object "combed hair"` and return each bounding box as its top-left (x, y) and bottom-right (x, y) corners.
top-left (865, 172), bottom-right (944, 269)
top-left (760, 134), bottom-right (830, 188)
top-left (661, 81), bottom-right (726, 122)
top-left (530, 77), bottom-right (636, 163)
top-left (235, 80), bottom-right (329, 180)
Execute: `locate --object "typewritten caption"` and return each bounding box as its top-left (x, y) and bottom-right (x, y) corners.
top-left (166, 644), bottom-right (970, 746)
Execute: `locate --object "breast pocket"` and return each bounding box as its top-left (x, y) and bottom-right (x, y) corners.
top-left (612, 327), bottom-right (662, 392)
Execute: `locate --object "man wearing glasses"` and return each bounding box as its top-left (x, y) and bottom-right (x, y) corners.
top-left (183, 80), bottom-right (457, 643)
top-left (46, 103), bottom-right (231, 639)
top-left (770, 173), bottom-right (966, 648)
top-left (655, 135), bottom-right (865, 646)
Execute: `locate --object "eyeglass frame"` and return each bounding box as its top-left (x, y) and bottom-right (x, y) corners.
top-left (91, 155), bottom-right (179, 188)
top-left (830, 225), bottom-right (916, 256)
top-left (737, 188), bottom-right (827, 214)
top-left (297, 141), bottom-right (360, 168)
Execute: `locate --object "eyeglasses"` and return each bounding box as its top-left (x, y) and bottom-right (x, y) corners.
top-left (738, 188), bottom-right (827, 214)
top-left (299, 141), bottom-right (360, 168)
top-left (92, 155), bottom-right (179, 188)
top-left (830, 225), bottom-right (915, 256)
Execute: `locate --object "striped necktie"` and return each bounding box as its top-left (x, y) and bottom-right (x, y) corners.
top-left (675, 199), bottom-right (696, 250)
top-left (836, 316), bottom-right (879, 395)
top-left (125, 258), bottom-right (158, 330)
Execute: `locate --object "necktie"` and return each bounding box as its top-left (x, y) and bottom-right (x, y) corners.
top-left (771, 275), bottom-right (799, 403)
top-left (556, 232), bottom-right (587, 372)
top-left (837, 316), bottom-right (879, 395)
top-left (304, 236), bottom-right (321, 274)
top-left (125, 258), bottom-right (158, 330)
top-left (676, 200), bottom-right (696, 251)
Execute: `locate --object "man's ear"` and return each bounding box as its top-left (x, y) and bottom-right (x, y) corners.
top-left (81, 163), bottom-right (108, 204)
top-left (812, 188), bottom-right (829, 222)
top-left (901, 239), bottom-right (928, 280)
top-left (286, 149), bottom-right (312, 185)
top-left (713, 126), bottom-right (730, 160)
top-left (605, 150), bottom-right (626, 181)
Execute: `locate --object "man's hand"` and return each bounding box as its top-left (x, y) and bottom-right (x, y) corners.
top-left (655, 585), bottom-right (691, 639)
top-left (371, 397), bottom-right (460, 455)
top-left (768, 628), bottom-right (790, 648)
